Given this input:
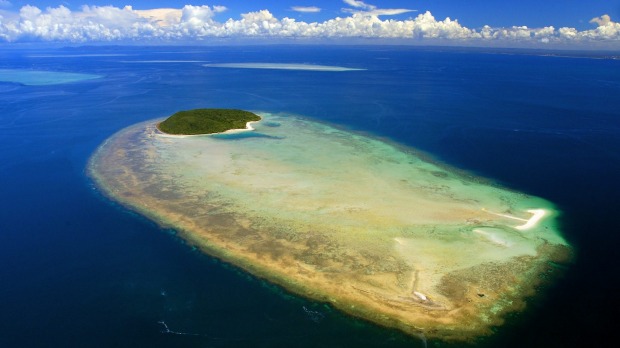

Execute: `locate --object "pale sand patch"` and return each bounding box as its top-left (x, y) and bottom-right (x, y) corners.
top-left (473, 229), bottom-right (513, 247)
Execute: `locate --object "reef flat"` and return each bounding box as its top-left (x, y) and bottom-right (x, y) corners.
top-left (88, 112), bottom-right (570, 341)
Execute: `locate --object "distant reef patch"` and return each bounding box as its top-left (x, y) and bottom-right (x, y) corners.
top-left (0, 69), bottom-right (101, 86)
top-left (204, 63), bottom-right (365, 71)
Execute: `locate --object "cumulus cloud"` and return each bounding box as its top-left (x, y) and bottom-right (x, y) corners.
top-left (132, 8), bottom-right (182, 27)
top-left (1, 5), bottom-right (152, 41)
top-left (581, 14), bottom-right (620, 40)
top-left (291, 6), bottom-right (321, 13)
top-left (0, 4), bottom-right (619, 46)
top-left (590, 14), bottom-right (612, 26)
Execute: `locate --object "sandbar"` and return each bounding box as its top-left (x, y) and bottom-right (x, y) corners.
top-left (204, 63), bottom-right (365, 71)
top-left (122, 60), bottom-right (208, 63)
top-left (516, 209), bottom-right (547, 230)
top-left (88, 112), bottom-right (570, 341)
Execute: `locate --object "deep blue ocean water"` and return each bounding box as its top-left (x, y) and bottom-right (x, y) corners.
top-left (0, 45), bottom-right (619, 347)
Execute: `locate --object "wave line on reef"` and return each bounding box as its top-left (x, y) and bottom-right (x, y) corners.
top-left (158, 320), bottom-right (315, 342)
top-left (158, 321), bottom-right (203, 336)
top-left (415, 332), bottom-right (428, 348)
top-left (302, 306), bottom-right (325, 323)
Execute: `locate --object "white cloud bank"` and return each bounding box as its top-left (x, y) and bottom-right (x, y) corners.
top-left (0, 4), bottom-right (619, 46)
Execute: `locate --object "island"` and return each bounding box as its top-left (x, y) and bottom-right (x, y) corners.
top-left (157, 108), bottom-right (261, 135)
top-left (88, 109), bottom-right (571, 342)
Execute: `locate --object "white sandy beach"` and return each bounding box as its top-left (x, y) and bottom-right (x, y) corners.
top-left (155, 119), bottom-right (260, 138)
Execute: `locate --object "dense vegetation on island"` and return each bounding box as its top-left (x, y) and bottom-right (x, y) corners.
top-left (158, 108), bottom-right (261, 135)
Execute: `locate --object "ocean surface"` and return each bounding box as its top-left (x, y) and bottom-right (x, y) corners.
top-left (0, 45), bottom-right (618, 347)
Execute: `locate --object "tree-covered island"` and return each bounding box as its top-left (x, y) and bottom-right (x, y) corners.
top-left (157, 108), bottom-right (261, 135)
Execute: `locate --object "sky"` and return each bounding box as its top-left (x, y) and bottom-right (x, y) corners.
top-left (1, 0), bottom-right (620, 47)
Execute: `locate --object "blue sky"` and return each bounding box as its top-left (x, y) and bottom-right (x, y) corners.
top-left (4, 0), bottom-right (618, 30)
top-left (1, 1), bottom-right (619, 46)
